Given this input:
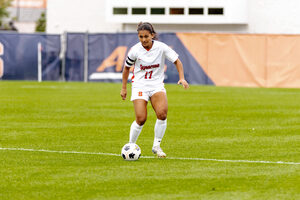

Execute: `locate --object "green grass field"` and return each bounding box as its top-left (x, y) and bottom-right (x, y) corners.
top-left (0, 81), bottom-right (299, 200)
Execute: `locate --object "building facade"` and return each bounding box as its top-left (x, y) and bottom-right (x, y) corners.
top-left (46, 0), bottom-right (300, 34)
top-left (4, 0), bottom-right (300, 34)
top-left (6, 0), bottom-right (46, 32)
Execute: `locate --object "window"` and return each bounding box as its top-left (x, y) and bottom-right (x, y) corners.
top-left (113, 6), bottom-right (225, 17)
top-left (189, 8), bottom-right (204, 15)
top-left (151, 8), bottom-right (165, 15)
top-left (113, 8), bottom-right (127, 15)
top-left (132, 8), bottom-right (146, 15)
top-left (170, 8), bottom-right (184, 15)
top-left (208, 8), bottom-right (224, 15)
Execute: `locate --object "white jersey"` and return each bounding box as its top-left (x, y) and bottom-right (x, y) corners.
top-left (125, 40), bottom-right (178, 89)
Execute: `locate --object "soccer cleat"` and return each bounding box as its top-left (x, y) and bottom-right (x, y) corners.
top-left (152, 146), bottom-right (166, 158)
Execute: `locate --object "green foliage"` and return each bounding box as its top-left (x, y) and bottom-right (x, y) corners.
top-left (0, 82), bottom-right (299, 199)
top-left (35, 11), bottom-right (46, 32)
top-left (0, 0), bottom-right (13, 26)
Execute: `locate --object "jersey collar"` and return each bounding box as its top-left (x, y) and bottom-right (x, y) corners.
top-left (142, 41), bottom-right (154, 51)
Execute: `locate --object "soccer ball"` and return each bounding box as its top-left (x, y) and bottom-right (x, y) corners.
top-left (121, 143), bottom-right (141, 161)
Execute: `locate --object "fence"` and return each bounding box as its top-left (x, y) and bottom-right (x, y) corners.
top-left (1, 32), bottom-right (300, 88)
top-left (0, 32), bottom-right (60, 81)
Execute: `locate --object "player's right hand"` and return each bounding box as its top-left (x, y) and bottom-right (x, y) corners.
top-left (120, 88), bottom-right (127, 100)
top-left (178, 79), bottom-right (189, 89)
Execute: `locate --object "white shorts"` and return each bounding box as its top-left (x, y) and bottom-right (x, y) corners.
top-left (131, 85), bottom-right (166, 102)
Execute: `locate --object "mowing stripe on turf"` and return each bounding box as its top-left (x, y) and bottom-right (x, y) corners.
top-left (0, 147), bottom-right (299, 165)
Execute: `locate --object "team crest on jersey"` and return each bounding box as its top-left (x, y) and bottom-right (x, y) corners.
top-left (138, 91), bottom-right (143, 96)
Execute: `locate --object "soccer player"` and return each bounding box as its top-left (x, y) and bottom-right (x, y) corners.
top-left (121, 22), bottom-right (189, 158)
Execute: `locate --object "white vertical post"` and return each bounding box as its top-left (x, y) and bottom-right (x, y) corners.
top-left (37, 42), bottom-right (42, 82)
top-left (60, 31), bottom-right (67, 82)
top-left (0, 42), bottom-right (4, 79)
top-left (84, 31), bottom-right (89, 83)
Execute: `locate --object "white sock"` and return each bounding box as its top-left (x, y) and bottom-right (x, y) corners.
top-left (129, 121), bottom-right (143, 143)
top-left (153, 119), bottom-right (167, 147)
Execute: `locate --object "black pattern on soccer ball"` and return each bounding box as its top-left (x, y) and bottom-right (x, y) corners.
top-left (129, 153), bottom-right (135, 159)
top-left (124, 146), bottom-right (130, 151)
top-left (122, 154), bottom-right (126, 159)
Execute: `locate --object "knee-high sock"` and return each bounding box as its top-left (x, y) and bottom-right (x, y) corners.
top-left (153, 119), bottom-right (167, 147)
top-left (129, 121), bottom-right (143, 143)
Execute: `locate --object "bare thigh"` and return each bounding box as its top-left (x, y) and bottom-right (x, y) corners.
top-left (133, 99), bottom-right (148, 125)
top-left (150, 92), bottom-right (168, 120)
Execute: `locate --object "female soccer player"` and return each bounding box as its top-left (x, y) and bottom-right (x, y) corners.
top-left (121, 22), bottom-right (189, 158)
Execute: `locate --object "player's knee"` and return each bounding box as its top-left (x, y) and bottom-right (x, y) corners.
top-left (136, 116), bottom-right (147, 126)
top-left (157, 112), bottom-right (167, 120)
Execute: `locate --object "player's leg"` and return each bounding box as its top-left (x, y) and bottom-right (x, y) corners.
top-left (129, 99), bottom-right (148, 143)
top-left (150, 91), bottom-right (168, 157)
top-left (133, 99), bottom-right (148, 125)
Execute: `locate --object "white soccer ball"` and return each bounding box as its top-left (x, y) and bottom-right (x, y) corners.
top-left (121, 143), bottom-right (141, 161)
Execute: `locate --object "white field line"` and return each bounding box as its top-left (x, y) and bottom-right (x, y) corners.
top-left (0, 147), bottom-right (299, 165)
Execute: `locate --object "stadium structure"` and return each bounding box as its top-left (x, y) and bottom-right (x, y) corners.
top-left (1, 0), bottom-right (300, 88)
top-left (4, 0), bottom-right (300, 34)
top-left (46, 0), bottom-right (300, 34)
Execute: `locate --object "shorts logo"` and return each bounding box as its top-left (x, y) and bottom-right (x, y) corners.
top-left (138, 91), bottom-right (143, 96)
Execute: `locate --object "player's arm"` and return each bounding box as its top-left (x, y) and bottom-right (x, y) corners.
top-left (121, 66), bottom-right (130, 100)
top-left (174, 58), bottom-right (189, 89)
top-left (121, 48), bottom-right (136, 100)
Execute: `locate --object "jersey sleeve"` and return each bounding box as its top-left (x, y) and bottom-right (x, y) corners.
top-left (125, 47), bottom-right (137, 67)
top-left (163, 43), bottom-right (179, 63)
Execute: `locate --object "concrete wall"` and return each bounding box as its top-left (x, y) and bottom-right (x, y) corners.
top-left (47, 0), bottom-right (122, 33)
top-left (248, 0), bottom-right (300, 34)
top-left (46, 0), bottom-right (300, 34)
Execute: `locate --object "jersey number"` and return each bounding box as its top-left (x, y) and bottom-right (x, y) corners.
top-left (145, 71), bottom-right (153, 79)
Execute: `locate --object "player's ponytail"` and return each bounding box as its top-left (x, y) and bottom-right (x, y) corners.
top-left (137, 22), bottom-right (158, 40)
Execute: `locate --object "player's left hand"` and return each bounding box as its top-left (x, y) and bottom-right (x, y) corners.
top-left (178, 79), bottom-right (189, 89)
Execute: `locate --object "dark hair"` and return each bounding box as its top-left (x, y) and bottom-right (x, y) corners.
top-left (137, 22), bottom-right (157, 40)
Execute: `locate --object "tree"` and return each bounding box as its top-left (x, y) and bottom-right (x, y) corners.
top-left (35, 12), bottom-right (46, 32)
top-left (0, 0), bottom-right (13, 26)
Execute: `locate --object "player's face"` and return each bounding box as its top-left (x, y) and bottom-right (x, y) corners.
top-left (138, 30), bottom-right (154, 49)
